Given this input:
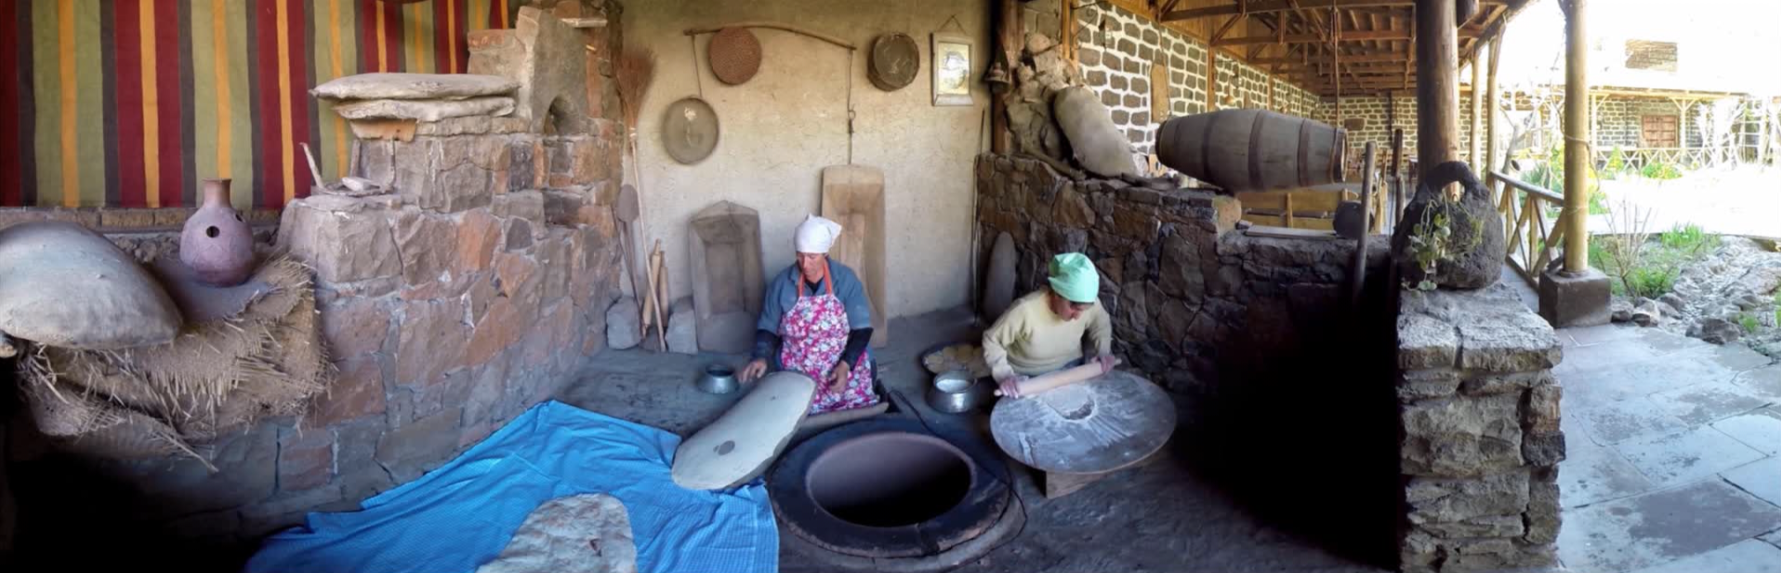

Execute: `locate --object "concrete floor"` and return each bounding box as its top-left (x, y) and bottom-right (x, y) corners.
top-left (1551, 323), bottom-right (1781, 573)
top-left (1503, 268), bottom-right (1781, 571)
top-left (557, 308), bottom-right (1393, 573)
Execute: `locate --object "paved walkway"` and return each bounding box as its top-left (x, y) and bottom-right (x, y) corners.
top-left (1552, 322), bottom-right (1781, 572)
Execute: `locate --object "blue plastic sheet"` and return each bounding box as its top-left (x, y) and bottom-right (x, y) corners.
top-left (244, 401), bottom-right (778, 573)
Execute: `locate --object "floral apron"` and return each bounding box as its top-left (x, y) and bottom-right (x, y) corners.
top-left (778, 263), bottom-right (878, 414)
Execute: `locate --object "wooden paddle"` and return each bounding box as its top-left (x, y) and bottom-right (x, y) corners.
top-left (615, 184), bottom-right (644, 335)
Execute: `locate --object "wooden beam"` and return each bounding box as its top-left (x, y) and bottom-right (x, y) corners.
top-left (1471, 40), bottom-right (1486, 172)
top-left (1164, 0), bottom-right (1504, 21)
top-left (1485, 35), bottom-right (1502, 192)
top-left (1212, 13), bottom-right (1247, 45)
top-left (1416, 0), bottom-right (1461, 179)
top-left (1256, 52), bottom-right (1410, 64)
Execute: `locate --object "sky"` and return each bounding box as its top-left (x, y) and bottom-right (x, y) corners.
top-left (1484, 0), bottom-right (1781, 95)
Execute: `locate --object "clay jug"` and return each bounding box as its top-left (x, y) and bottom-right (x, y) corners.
top-left (180, 179), bottom-right (256, 286)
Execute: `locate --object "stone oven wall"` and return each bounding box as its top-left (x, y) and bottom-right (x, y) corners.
top-left (1395, 285), bottom-right (1564, 572)
top-left (975, 153), bottom-right (1391, 392)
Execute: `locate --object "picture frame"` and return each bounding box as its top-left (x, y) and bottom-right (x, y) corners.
top-left (930, 33), bottom-right (974, 106)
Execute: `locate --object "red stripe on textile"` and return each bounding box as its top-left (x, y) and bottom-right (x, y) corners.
top-left (255, 0), bottom-right (282, 206)
top-left (114, 0), bottom-right (147, 208)
top-left (154, 0), bottom-right (183, 207)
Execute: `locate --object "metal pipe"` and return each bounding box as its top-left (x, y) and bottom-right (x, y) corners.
top-left (1563, 0), bottom-right (1589, 272)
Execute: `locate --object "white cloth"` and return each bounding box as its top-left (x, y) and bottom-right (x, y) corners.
top-left (793, 215), bottom-right (844, 254)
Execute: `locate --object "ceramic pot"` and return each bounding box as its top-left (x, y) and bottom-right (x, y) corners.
top-left (180, 179), bottom-right (255, 286)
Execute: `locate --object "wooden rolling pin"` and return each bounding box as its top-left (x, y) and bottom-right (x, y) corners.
top-left (994, 358), bottom-right (1121, 398)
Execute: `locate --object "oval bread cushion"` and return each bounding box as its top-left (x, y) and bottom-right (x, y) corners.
top-left (672, 371), bottom-right (818, 490)
top-left (1052, 86), bottom-right (1140, 179)
top-left (0, 221), bottom-right (183, 349)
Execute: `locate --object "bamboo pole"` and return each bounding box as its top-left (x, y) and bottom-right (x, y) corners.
top-left (1470, 47), bottom-right (1485, 173)
top-left (1350, 141), bottom-right (1377, 308)
top-left (1485, 38), bottom-right (1502, 199)
top-left (1562, 0), bottom-right (1589, 273)
top-left (1416, 0), bottom-right (1460, 180)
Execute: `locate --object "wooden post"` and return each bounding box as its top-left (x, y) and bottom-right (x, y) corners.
top-left (991, 0), bottom-right (1021, 154)
top-left (1392, 127), bottom-right (1405, 226)
top-left (1563, 0), bottom-right (1589, 272)
top-left (1207, 50), bottom-right (1218, 111)
top-left (1350, 141), bottom-right (1377, 307)
top-left (1485, 38), bottom-right (1502, 198)
top-left (1416, 0), bottom-right (1460, 180)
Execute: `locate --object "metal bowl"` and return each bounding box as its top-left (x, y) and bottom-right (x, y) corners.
top-left (927, 370), bottom-right (987, 414)
top-left (697, 364), bottom-right (740, 394)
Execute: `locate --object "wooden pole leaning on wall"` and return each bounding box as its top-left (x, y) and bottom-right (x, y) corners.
top-left (992, 0), bottom-right (1021, 154)
top-left (1415, 0), bottom-right (1461, 181)
top-left (1350, 141), bottom-right (1377, 308)
top-left (1562, 0), bottom-right (1590, 272)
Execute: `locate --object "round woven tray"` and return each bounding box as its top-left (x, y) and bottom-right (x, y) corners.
top-left (708, 27), bottom-right (762, 85)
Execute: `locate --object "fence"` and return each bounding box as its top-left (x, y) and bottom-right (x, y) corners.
top-left (1490, 170), bottom-right (1568, 290)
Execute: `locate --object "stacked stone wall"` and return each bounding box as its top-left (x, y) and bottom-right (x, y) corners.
top-left (1072, 2), bottom-right (1321, 155)
top-left (1396, 285), bottom-right (1564, 572)
top-left (975, 153), bottom-right (1391, 391)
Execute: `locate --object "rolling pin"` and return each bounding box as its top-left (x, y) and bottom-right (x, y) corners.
top-left (994, 358), bottom-right (1121, 398)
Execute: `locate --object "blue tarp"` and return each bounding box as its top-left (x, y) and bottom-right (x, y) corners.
top-left (244, 401), bottom-right (778, 573)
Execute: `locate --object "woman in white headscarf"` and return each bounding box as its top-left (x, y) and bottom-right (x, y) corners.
top-left (737, 215), bottom-right (879, 414)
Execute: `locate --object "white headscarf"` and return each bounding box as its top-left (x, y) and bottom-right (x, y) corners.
top-left (794, 214), bottom-right (844, 254)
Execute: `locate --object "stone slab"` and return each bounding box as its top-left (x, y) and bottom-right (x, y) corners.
top-left (1575, 399), bottom-right (1689, 445)
top-left (1558, 438), bottom-right (1657, 508)
top-left (1691, 343), bottom-right (1777, 373)
top-left (666, 298), bottom-right (697, 354)
top-left (1629, 539), bottom-right (1781, 573)
top-left (332, 97), bottom-right (515, 122)
top-left (1565, 323), bottom-right (1644, 347)
top-left (1712, 409), bottom-right (1781, 455)
top-left (1737, 365), bottom-right (1781, 401)
top-left (1647, 383), bottom-right (1769, 425)
top-left (1561, 353), bottom-right (1739, 410)
top-left (311, 72), bottom-right (519, 100)
top-left (1539, 266), bottom-right (1612, 328)
top-left (1615, 426), bottom-right (1767, 487)
top-left (605, 297), bottom-right (642, 350)
top-left (1722, 457), bottom-right (1781, 508)
top-left (1557, 479), bottom-right (1781, 573)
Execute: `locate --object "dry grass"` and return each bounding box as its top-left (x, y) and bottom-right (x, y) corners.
top-left (615, 45), bottom-right (656, 130)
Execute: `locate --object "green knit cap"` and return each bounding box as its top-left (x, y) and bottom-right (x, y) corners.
top-left (1047, 252), bottom-right (1100, 303)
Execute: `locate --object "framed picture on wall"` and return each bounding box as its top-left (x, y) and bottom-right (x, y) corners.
top-left (931, 33), bottom-right (973, 106)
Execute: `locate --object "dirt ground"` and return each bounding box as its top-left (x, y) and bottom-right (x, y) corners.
top-left (558, 308), bottom-right (1397, 573)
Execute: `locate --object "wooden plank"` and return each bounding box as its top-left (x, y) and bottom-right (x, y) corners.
top-left (1244, 225), bottom-right (1340, 240)
top-left (1165, 0), bottom-right (1505, 21)
top-left (820, 165), bottom-right (888, 348)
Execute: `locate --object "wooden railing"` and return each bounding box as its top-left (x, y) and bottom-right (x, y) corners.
top-left (1490, 170), bottom-right (1568, 289)
top-left (1592, 147), bottom-right (1714, 170)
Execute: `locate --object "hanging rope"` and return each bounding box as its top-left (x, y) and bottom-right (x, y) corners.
top-left (688, 35), bottom-right (704, 100)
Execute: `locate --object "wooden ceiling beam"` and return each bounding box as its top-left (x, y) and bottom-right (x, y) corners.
top-left (1214, 28), bottom-right (1479, 46)
top-left (1163, 0), bottom-right (1504, 21)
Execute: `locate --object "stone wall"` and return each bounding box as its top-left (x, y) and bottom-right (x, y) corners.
top-left (1595, 95), bottom-right (1688, 149)
top-left (1072, 2), bottom-right (1321, 155)
top-left (1396, 284), bottom-right (1564, 572)
top-left (2, 4), bottom-right (628, 570)
top-left (975, 153), bottom-right (1391, 391)
top-left (1314, 94), bottom-right (1478, 168)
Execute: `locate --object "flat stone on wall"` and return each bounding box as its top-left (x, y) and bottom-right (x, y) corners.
top-left (1395, 284), bottom-right (1564, 572)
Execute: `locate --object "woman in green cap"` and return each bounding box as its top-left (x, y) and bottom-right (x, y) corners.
top-left (981, 252), bottom-right (1115, 398)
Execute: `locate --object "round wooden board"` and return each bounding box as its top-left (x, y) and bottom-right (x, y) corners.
top-left (990, 370), bottom-right (1176, 474)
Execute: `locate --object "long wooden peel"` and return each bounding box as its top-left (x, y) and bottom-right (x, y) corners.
top-left (648, 240), bottom-right (668, 348)
top-left (994, 358), bottom-right (1121, 397)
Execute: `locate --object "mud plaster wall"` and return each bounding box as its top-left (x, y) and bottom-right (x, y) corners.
top-left (626, 0), bottom-right (992, 318)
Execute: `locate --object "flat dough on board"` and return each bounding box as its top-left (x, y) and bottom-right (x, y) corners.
top-left (475, 493), bottom-right (637, 573)
top-left (990, 370), bottom-right (1176, 474)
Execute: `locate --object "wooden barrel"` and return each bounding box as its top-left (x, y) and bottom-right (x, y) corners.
top-left (1156, 109), bottom-right (1346, 192)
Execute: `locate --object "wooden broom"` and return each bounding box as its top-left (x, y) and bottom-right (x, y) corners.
top-left (616, 45), bottom-right (656, 333)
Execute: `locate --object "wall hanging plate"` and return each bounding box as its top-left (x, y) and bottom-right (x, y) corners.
top-left (868, 33), bottom-right (920, 91)
top-left (708, 27), bottom-right (762, 85)
top-left (663, 97), bottom-right (720, 164)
